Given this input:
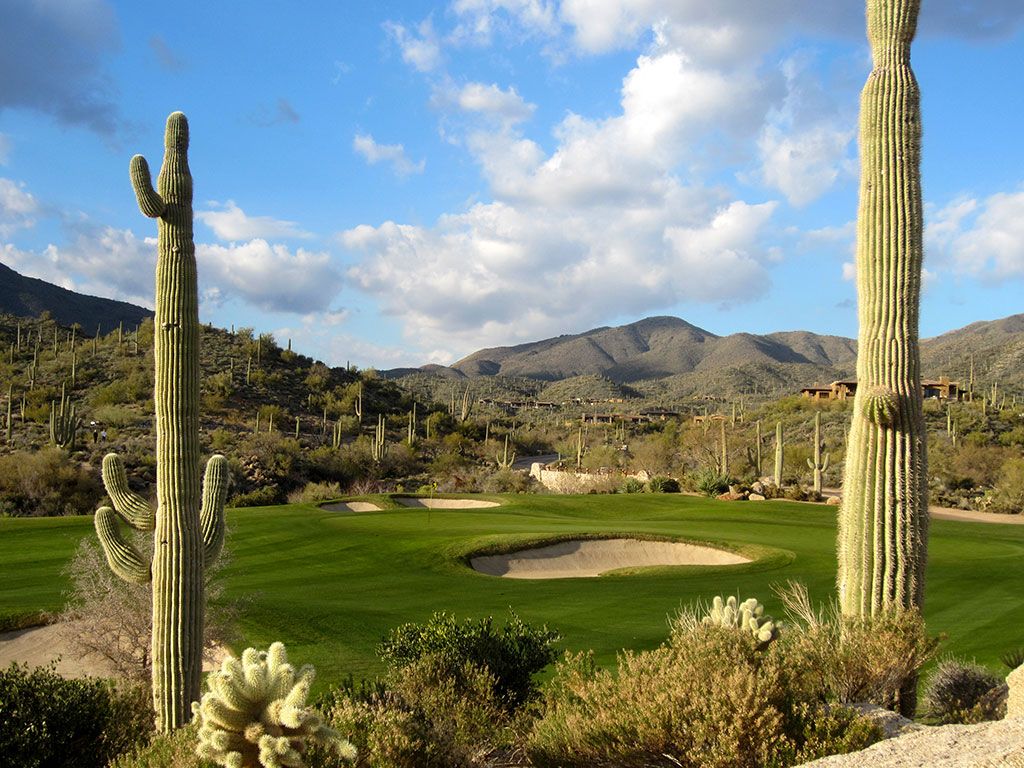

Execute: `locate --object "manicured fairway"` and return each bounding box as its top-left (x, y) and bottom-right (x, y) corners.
top-left (2, 494), bottom-right (1022, 687)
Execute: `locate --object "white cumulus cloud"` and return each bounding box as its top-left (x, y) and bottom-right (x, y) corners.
top-left (383, 19), bottom-right (442, 72)
top-left (198, 239), bottom-right (342, 313)
top-left (0, 178), bottom-right (40, 236)
top-left (353, 134), bottom-right (426, 177)
top-left (197, 200), bottom-right (311, 242)
top-left (932, 190), bottom-right (1024, 280)
top-left (455, 82), bottom-right (535, 124)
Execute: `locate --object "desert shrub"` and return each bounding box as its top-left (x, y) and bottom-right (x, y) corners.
top-left (648, 475), bottom-right (680, 493)
top-left (378, 611), bottom-right (559, 709)
top-left (922, 658), bottom-right (1006, 724)
top-left (0, 448), bottom-right (103, 516)
top-left (288, 480), bottom-right (343, 505)
top-left (228, 484), bottom-right (283, 508)
top-left (481, 468), bottom-right (537, 494)
top-left (527, 625), bottom-right (880, 768)
top-left (108, 723), bottom-right (206, 768)
top-left (325, 655), bottom-right (506, 768)
top-left (91, 404), bottom-right (141, 428)
top-left (783, 484), bottom-right (810, 501)
top-left (56, 538), bottom-right (241, 687)
top-left (692, 468), bottom-right (730, 497)
top-left (0, 663), bottom-right (151, 768)
top-left (620, 477), bottom-right (646, 494)
top-left (776, 585), bottom-right (938, 715)
top-left (986, 456), bottom-right (1024, 514)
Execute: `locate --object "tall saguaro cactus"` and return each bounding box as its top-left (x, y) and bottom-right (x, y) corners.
top-left (837, 0), bottom-right (929, 619)
top-left (94, 112), bottom-right (230, 732)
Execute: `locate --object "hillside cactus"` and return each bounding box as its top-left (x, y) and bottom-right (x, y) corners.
top-left (193, 642), bottom-right (356, 768)
top-left (703, 595), bottom-right (779, 648)
top-left (838, 0), bottom-right (929, 622)
top-left (496, 433), bottom-right (516, 469)
top-left (774, 421), bottom-right (784, 487)
top-left (49, 384), bottom-right (79, 449)
top-left (806, 411), bottom-right (830, 495)
top-left (94, 111), bottom-right (230, 731)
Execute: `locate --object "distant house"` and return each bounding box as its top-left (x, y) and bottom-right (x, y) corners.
top-left (800, 377), bottom-right (961, 401)
top-left (799, 381), bottom-right (857, 400)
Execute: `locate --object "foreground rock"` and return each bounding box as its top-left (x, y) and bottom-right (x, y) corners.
top-left (798, 718), bottom-right (1024, 767)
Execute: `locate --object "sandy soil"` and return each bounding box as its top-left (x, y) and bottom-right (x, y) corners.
top-left (471, 538), bottom-right (750, 579)
top-left (321, 501), bottom-right (382, 512)
top-left (395, 497), bottom-right (500, 509)
top-left (0, 621), bottom-right (229, 679)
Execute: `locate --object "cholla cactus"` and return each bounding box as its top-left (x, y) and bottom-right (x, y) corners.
top-left (703, 595), bottom-right (779, 647)
top-left (194, 642), bottom-right (355, 768)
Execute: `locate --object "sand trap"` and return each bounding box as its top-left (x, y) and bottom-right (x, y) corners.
top-left (396, 497), bottom-right (500, 509)
top-left (322, 501), bottom-right (382, 512)
top-left (471, 538), bottom-right (750, 579)
top-left (0, 622), bottom-right (228, 679)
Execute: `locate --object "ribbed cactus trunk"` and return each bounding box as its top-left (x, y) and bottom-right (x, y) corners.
top-left (94, 112), bottom-right (228, 733)
top-left (838, 0), bottom-right (929, 620)
top-left (148, 112), bottom-right (203, 732)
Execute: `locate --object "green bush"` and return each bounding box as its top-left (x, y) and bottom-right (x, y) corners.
top-left (620, 477), bottom-right (646, 494)
top-left (692, 468), bottom-right (730, 497)
top-left (922, 658), bottom-right (1006, 724)
top-left (648, 475), bottom-right (680, 493)
top-left (228, 484), bottom-right (283, 508)
top-left (378, 611), bottom-right (559, 709)
top-left (108, 723), bottom-right (207, 768)
top-left (288, 480), bottom-right (344, 505)
top-left (0, 663), bottom-right (151, 768)
top-left (325, 656), bottom-right (506, 768)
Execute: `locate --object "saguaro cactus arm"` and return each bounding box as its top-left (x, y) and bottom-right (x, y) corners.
top-left (94, 507), bottom-right (152, 583)
top-left (129, 155), bottom-right (166, 218)
top-left (102, 453), bottom-right (156, 530)
top-left (201, 455), bottom-right (230, 566)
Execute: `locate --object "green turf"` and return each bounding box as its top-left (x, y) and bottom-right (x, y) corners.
top-left (2, 494), bottom-right (1022, 686)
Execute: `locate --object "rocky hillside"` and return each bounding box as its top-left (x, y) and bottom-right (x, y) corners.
top-left (0, 262), bottom-right (153, 335)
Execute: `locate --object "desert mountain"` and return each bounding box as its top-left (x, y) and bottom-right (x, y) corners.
top-left (0, 262), bottom-right (152, 335)
top-left (450, 316), bottom-right (858, 383)
top-left (394, 314), bottom-right (1023, 397)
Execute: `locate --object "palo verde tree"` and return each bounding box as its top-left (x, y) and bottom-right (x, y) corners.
top-left (94, 112), bottom-right (230, 731)
top-left (837, 0), bottom-right (928, 619)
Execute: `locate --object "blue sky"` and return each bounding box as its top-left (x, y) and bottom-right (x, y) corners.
top-left (1, 1), bottom-right (1023, 369)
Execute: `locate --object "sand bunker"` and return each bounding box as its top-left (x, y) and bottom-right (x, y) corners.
top-left (396, 497), bottom-right (499, 509)
top-left (322, 501), bottom-right (382, 512)
top-left (471, 538), bottom-right (750, 579)
top-left (0, 622), bottom-right (228, 679)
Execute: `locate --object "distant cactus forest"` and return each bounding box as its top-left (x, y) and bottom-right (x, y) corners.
top-left (1, 308), bottom-right (1023, 519)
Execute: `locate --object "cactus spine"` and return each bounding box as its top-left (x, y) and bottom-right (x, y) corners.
top-left (774, 421), bottom-right (784, 487)
top-left (838, 0), bottom-right (929, 621)
top-left (94, 112), bottom-right (230, 732)
top-left (806, 411), bottom-right (830, 495)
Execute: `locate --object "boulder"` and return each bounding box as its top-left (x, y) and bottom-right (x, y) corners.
top-left (749, 493), bottom-right (766, 501)
top-left (826, 496), bottom-right (842, 506)
top-left (1008, 664), bottom-right (1024, 719)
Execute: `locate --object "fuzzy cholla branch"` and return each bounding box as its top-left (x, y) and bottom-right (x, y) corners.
top-left (703, 595), bottom-right (780, 648)
top-left (193, 642), bottom-right (355, 768)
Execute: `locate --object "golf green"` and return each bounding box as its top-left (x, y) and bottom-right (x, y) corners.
top-left (1, 494), bottom-right (1022, 686)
